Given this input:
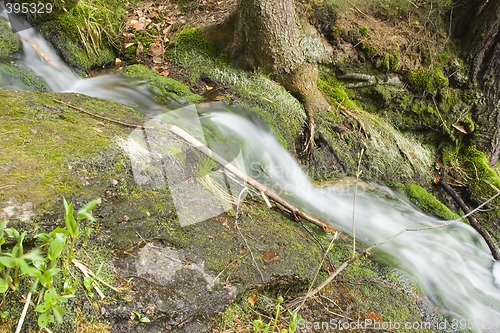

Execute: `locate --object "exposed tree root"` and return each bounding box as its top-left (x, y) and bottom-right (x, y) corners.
top-left (437, 177), bottom-right (500, 260)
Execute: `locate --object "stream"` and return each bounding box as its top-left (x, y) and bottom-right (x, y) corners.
top-left (2, 10), bottom-right (500, 332)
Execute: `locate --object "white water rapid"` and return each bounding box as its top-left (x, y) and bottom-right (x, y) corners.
top-left (2, 9), bottom-right (500, 332)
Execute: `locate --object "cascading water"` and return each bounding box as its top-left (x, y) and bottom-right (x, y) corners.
top-left (2, 9), bottom-right (500, 332)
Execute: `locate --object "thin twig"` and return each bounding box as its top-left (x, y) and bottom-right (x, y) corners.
top-left (53, 99), bottom-right (143, 129)
top-left (294, 232), bottom-right (338, 313)
top-left (235, 188), bottom-right (265, 283)
top-left (14, 291), bottom-right (32, 333)
top-left (297, 191), bottom-right (500, 303)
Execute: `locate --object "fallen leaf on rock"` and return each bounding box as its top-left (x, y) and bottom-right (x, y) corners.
top-left (262, 251), bottom-right (278, 260)
top-left (247, 293), bottom-right (258, 306)
top-left (366, 311), bottom-right (383, 323)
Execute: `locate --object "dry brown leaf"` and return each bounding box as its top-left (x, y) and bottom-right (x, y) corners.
top-left (213, 95), bottom-right (225, 101)
top-left (124, 42), bottom-right (135, 49)
top-left (152, 56), bottom-right (164, 64)
top-left (115, 58), bottom-right (122, 66)
top-left (136, 41), bottom-right (144, 55)
top-left (122, 32), bottom-right (135, 39)
top-left (366, 311), bottom-right (383, 322)
top-left (452, 123), bottom-right (468, 133)
top-left (247, 293), bottom-right (258, 306)
top-left (148, 42), bottom-right (164, 57)
top-left (262, 251), bottom-right (278, 260)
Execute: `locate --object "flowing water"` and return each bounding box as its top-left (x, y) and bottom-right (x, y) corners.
top-left (2, 10), bottom-right (500, 332)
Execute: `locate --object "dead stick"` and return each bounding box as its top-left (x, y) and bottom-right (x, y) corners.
top-left (168, 125), bottom-right (335, 233)
top-left (438, 178), bottom-right (500, 260)
top-left (15, 292), bottom-right (32, 333)
top-left (53, 99), bottom-right (143, 129)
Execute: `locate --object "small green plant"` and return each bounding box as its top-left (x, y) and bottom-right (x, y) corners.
top-left (132, 310), bottom-right (151, 323)
top-left (253, 296), bottom-right (300, 333)
top-left (35, 287), bottom-right (75, 328)
top-left (0, 198), bottom-right (99, 331)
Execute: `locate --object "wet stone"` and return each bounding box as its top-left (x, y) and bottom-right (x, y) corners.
top-left (108, 243), bottom-right (237, 333)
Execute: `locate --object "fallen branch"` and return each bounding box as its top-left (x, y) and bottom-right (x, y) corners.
top-left (167, 125), bottom-right (336, 233)
top-left (437, 177), bottom-right (500, 260)
top-left (53, 99), bottom-right (143, 129)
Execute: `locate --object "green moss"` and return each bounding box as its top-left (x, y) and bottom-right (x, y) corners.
top-left (171, 28), bottom-right (220, 58)
top-left (405, 68), bottom-right (448, 96)
top-left (404, 183), bottom-right (460, 220)
top-left (359, 26), bottom-right (370, 37)
top-left (318, 71), bottom-right (359, 109)
top-left (0, 64), bottom-right (49, 91)
top-left (0, 88), bottom-right (146, 226)
top-left (168, 28), bottom-right (305, 149)
top-left (124, 64), bottom-right (203, 104)
top-left (0, 21), bottom-right (22, 59)
top-left (463, 147), bottom-right (500, 210)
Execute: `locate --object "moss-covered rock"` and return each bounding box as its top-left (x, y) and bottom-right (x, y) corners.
top-left (0, 20), bottom-right (22, 59)
top-left (405, 68), bottom-right (449, 96)
top-left (124, 64), bottom-right (203, 105)
top-left (0, 64), bottom-right (49, 91)
top-left (32, 0), bottom-right (126, 71)
top-left (462, 147), bottom-right (500, 238)
top-left (404, 183), bottom-right (461, 220)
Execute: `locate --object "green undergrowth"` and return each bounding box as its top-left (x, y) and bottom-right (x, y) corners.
top-left (167, 28), bottom-right (305, 149)
top-left (124, 64), bottom-right (203, 104)
top-left (33, 0), bottom-right (129, 70)
top-left (0, 199), bottom-right (113, 332)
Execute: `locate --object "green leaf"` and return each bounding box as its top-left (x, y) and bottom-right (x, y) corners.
top-left (0, 220), bottom-right (6, 246)
top-left (0, 277), bottom-right (9, 293)
top-left (63, 198), bottom-right (79, 238)
top-left (139, 316), bottom-right (151, 323)
top-left (77, 199), bottom-right (98, 222)
top-left (48, 233), bottom-right (67, 263)
top-left (0, 256), bottom-right (16, 268)
top-left (37, 312), bottom-right (54, 328)
top-left (24, 248), bottom-right (44, 263)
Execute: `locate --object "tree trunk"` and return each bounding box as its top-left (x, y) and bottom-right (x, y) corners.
top-left (453, 0), bottom-right (500, 165)
top-left (206, 0), bottom-right (331, 149)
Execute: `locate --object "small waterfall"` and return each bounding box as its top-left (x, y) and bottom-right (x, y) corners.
top-left (2, 8), bottom-right (500, 332)
top-left (1, 7), bottom-right (162, 114)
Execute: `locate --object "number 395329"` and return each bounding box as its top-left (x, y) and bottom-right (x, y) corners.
top-left (4, 1), bottom-right (53, 15)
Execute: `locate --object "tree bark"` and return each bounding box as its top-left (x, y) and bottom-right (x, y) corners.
top-left (206, 0), bottom-right (331, 149)
top-left (453, 0), bottom-right (500, 165)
